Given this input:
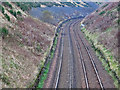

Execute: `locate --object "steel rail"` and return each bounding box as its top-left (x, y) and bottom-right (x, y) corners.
top-left (70, 22), bottom-right (89, 89)
top-left (73, 21), bottom-right (104, 89)
top-left (54, 26), bottom-right (64, 89)
top-left (55, 21), bottom-right (75, 88)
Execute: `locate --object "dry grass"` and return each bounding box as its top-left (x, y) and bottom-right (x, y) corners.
top-left (0, 3), bottom-right (55, 88)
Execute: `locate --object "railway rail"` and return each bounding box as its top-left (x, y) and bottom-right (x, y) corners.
top-left (44, 18), bottom-right (115, 89)
top-left (71, 20), bottom-right (104, 89)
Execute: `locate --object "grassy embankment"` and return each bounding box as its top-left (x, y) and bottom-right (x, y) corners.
top-left (80, 25), bottom-right (120, 88)
top-left (35, 19), bottom-right (71, 88)
top-left (37, 34), bottom-right (58, 88)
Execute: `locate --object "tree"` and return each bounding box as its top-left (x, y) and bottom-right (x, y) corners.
top-left (0, 27), bottom-right (9, 39)
top-left (42, 10), bottom-right (54, 24)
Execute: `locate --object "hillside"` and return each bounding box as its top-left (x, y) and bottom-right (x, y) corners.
top-left (81, 2), bottom-right (120, 87)
top-left (0, 2), bottom-right (55, 88)
top-left (14, 2), bottom-right (89, 9)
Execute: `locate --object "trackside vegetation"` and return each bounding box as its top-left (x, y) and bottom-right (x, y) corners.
top-left (33, 19), bottom-right (72, 88)
top-left (36, 33), bottom-right (58, 88)
top-left (80, 25), bottom-right (120, 88)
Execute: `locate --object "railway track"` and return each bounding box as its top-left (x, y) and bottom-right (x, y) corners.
top-left (44, 19), bottom-right (115, 88)
top-left (54, 21), bottom-right (75, 88)
top-left (70, 20), bottom-right (104, 89)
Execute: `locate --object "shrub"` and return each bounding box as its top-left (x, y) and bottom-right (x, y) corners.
top-left (9, 9), bottom-right (13, 14)
top-left (117, 6), bottom-right (120, 12)
top-left (9, 10), bottom-right (17, 17)
top-left (19, 4), bottom-right (29, 11)
top-left (99, 11), bottom-right (106, 15)
top-left (96, 10), bottom-right (98, 12)
top-left (117, 3), bottom-right (120, 12)
top-left (4, 14), bottom-right (10, 21)
top-left (17, 11), bottom-right (22, 16)
top-left (0, 27), bottom-right (9, 37)
top-left (2, 7), bottom-right (4, 14)
top-left (117, 19), bottom-right (120, 24)
top-left (2, 2), bottom-right (12, 9)
top-left (102, 4), bottom-right (108, 8)
top-left (0, 5), bottom-right (4, 14)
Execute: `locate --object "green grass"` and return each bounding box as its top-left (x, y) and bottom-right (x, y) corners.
top-left (35, 20), bottom-right (68, 88)
top-left (10, 59), bottom-right (19, 69)
top-left (81, 25), bottom-right (120, 88)
top-left (105, 27), bottom-right (112, 32)
top-left (36, 37), bottom-right (58, 88)
top-left (37, 61), bottom-right (50, 88)
top-left (36, 32), bottom-right (58, 88)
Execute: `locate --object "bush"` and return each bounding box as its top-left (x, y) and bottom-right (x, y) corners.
top-left (99, 11), bottom-right (106, 15)
top-left (2, 2), bottom-right (12, 9)
top-left (2, 7), bottom-right (4, 14)
top-left (0, 5), bottom-right (4, 14)
top-left (102, 4), bottom-right (108, 8)
top-left (17, 11), bottom-right (22, 16)
top-left (4, 14), bottom-right (10, 21)
top-left (0, 27), bottom-right (9, 37)
top-left (117, 19), bottom-right (120, 24)
top-left (117, 3), bottom-right (120, 12)
top-left (9, 10), bottom-right (17, 17)
top-left (117, 7), bottom-right (120, 12)
top-left (96, 10), bottom-right (98, 12)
